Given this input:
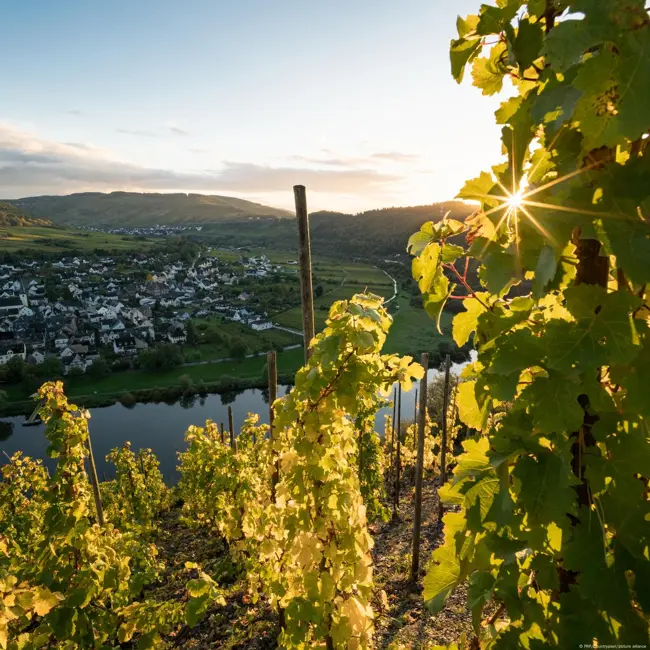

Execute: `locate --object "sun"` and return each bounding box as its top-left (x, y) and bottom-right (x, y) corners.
top-left (507, 188), bottom-right (525, 210)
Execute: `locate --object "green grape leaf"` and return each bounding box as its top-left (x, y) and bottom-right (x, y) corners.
top-left (472, 42), bottom-right (507, 95)
top-left (186, 594), bottom-right (209, 628)
top-left (599, 219), bottom-right (650, 286)
top-left (451, 37), bottom-right (483, 83)
top-left (441, 244), bottom-right (465, 264)
top-left (514, 18), bottom-right (544, 69)
top-left (513, 450), bottom-right (578, 524)
top-left (457, 14), bottom-right (480, 38)
top-left (521, 372), bottom-right (585, 433)
top-left (488, 328), bottom-right (545, 376)
top-left (616, 27), bottom-right (650, 141)
top-left (545, 286), bottom-right (641, 370)
top-left (457, 171), bottom-right (500, 208)
top-left (572, 49), bottom-right (622, 151)
top-left (533, 245), bottom-right (557, 298)
top-left (531, 81), bottom-right (583, 133)
top-left (457, 380), bottom-right (490, 431)
top-left (544, 16), bottom-right (615, 73)
top-left (477, 247), bottom-right (520, 295)
top-left (453, 296), bottom-right (488, 347)
top-left (612, 342), bottom-right (650, 417)
top-left (412, 243), bottom-right (441, 294)
top-left (423, 542), bottom-right (462, 613)
top-left (467, 571), bottom-right (496, 633)
top-left (34, 587), bottom-right (64, 617)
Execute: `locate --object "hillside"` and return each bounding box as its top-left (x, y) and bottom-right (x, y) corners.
top-left (0, 202), bottom-right (52, 228)
top-left (6, 192), bottom-right (293, 226)
top-left (197, 201), bottom-right (475, 258)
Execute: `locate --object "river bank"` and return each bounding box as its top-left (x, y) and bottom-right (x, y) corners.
top-left (0, 347), bottom-right (307, 417)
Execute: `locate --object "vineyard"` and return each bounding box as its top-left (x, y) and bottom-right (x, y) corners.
top-left (2, 0), bottom-right (650, 648)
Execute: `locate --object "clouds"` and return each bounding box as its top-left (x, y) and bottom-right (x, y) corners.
top-left (164, 121), bottom-right (190, 136)
top-left (0, 123), bottom-right (402, 199)
top-left (371, 152), bottom-right (419, 162)
top-left (115, 122), bottom-right (190, 138)
top-left (291, 151), bottom-right (420, 167)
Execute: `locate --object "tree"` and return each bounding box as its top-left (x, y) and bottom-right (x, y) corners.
top-left (39, 356), bottom-right (63, 378)
top-left (179, 373), bottom-right (194, 391)
top-left (314, 284), bottom-right (324, 298)
top-left (229, 338), bottom-right (248, 362)
top-left (67, 367), bottom-right (85, 379)
top-left (186, 321), bottom-right (199, 346)
top-left (87, 358), bottom-right (110, 379)
top-left (139, 343), bottom-right (184, 372)
top-left (6, 355), bottom-right (25, 384)
top-left (413, 2), bottom-right (650, 648)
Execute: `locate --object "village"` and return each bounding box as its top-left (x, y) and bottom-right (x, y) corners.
top-left (0, 247), bottom-right (303, 383)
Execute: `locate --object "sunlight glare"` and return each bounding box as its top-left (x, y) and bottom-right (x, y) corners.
top-left (507, 188), bottom-right (525, 211)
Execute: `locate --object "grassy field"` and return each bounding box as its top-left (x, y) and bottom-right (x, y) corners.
top-left (61, 347), bottom-right (305, 399)
top-left (0, 226), bottom-right (157, 252)
top-left (187, 320), bottom-right (300, 362)
top-left (384, 297), bottom-right (454, 358)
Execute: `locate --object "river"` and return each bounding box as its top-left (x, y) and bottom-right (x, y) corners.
top-left (0, 357), bottom-right (473, 484)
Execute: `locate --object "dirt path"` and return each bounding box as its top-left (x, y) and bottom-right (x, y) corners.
top-left (372, 480), bottom-right (473, 649)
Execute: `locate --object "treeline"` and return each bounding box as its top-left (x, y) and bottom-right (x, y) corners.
top-left (197, 201), bottom-right (474, 259)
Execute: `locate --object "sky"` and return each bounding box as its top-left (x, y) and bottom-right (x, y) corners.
top-left (0, 0), bottom-right (506, 213)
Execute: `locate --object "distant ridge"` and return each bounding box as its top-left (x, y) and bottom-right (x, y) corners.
top-left (6, 192), bottom-right (293, 226)
top-left (197, 201), bottom-right (475, 258)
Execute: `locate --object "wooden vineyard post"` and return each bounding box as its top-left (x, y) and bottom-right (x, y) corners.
top-left (85, 426), bottom-right (105, 526)
top-left (294, 185), bottom-right (315, 361)
top-left (392, 383), bottom-right (402, 520)
top-left (438, 354), bottom-right (451, 522)
top-left (411, 353), bottom-right (429, 581)
top-left (268, 350), bottom-right (279, 499)
top-left (388, 386), bottom-right (397, 489)
top-left (228, 406), bottom-right (235, 450)
top-left (219, 422), bottom-right (225, 444)
top-left (413, 388), bottom-right (419, 443)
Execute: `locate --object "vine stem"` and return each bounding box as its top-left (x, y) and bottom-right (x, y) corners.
top-left (444, 263), bottom-right (491, 310)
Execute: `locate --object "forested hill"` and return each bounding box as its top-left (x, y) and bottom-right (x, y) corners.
top-left (0, 202), bottom-right (52, 228)
top-left (310, 202), bottom-right (473, 255)
top-left (198, 201), bottom-right (475, 258)
top-left (6, 192), bottom-right (293, 226)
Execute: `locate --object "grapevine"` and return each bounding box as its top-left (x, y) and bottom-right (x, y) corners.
top-left (103, 442), bottom-right (171, 530)
top-left (245, 293), bottom-right (423, 649)
top-left (0, 382), bottom-right (222, 649)
top-left (411, 1), bottom-right (650, 647)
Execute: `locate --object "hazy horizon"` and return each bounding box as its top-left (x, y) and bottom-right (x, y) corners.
top-left (2, 0), bottom-right (507, 213)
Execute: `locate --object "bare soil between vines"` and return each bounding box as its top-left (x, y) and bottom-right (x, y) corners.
top-left (149, 478), bottom-right (472, 649)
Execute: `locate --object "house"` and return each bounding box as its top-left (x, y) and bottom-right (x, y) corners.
top-left (0, 342), bottom-right (26, 365)
top-left (0, 297), bottom-right (24, 318)
top-left (27, 350), bottom-right (45, 365)
top-left (65, 354), bottom-right (88, 374)
top-left (250, 320), bottom-right (273, 332)
top-left (166, 324), bottom-right (187, 344)
top-left (74, 331), bottom-right (96, 345)
top-left (54, 335), bottom-right (69, 349)
top-left (60, 346), bottom-right (75, 360)
top-left (70, 344), bottom-right (89, 356)
top-left (113, 334), bottom-right (138, 356)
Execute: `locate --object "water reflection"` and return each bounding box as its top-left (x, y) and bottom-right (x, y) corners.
top-left (0, 352), bottom-right (474, 484)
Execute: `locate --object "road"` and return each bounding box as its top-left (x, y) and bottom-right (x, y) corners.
top-left (375, 266), bottom-right (398, 304)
